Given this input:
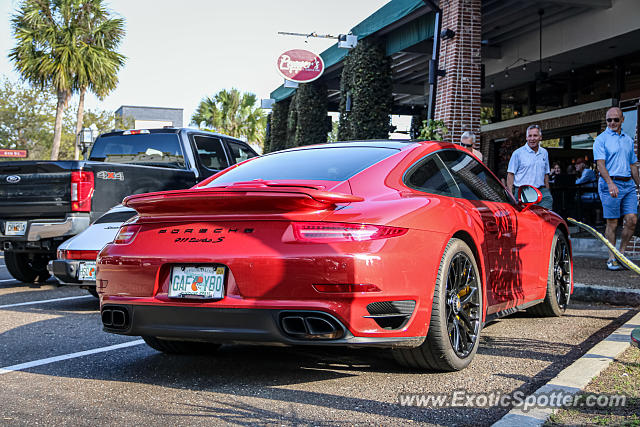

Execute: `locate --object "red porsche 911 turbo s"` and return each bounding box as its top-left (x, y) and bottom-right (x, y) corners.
top-left (98, 140), bottom-right (573, 371)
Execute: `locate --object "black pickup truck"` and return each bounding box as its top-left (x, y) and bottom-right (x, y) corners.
top-left (0, 127), bottom-right (258, 282)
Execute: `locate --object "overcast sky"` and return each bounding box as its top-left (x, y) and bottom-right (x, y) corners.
top-left (0, 0), bottom-right (390, 126)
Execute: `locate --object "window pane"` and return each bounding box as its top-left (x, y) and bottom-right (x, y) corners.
top-left (206, 147), bottom-right (398, 185)
top-left (89, 133), bottom-right (185, 168)
top-left (405, 156), bottom-right (458, 196)
top-left (227, 141), bottom-right (257, 164)
top-left (438, 150), bottom-right (512, 203)
top-left (194, 136), bottom-right (229, 171)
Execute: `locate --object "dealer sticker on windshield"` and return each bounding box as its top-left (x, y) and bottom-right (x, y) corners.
top-left (169, 265), bottom-right (225, 299)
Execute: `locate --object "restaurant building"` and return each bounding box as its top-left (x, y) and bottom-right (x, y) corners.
top-left (269, 0), bottom-right (640, 198)
top-left (269, 0), bottom-right (640, 259)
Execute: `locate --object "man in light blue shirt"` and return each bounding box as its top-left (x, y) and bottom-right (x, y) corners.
top-left (594, 107), bottom-right (640, 271)
top-left (506, 124), bottom-right (553, 209)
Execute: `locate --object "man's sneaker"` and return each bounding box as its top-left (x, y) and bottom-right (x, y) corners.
top-left (607, 259), bottom-right (624, 271)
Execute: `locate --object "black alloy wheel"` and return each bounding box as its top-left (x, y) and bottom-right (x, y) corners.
top-left (553, 234), bottom-right (571, 310)
top-left (529, 230), bottom-right (571, 317)
top-left (393, 238), bottom-right (483, 371)
top-left (445, 252), bottom-right (481, 358)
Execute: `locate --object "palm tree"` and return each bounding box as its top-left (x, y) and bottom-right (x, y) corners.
top-left (73, 0), bottom-right (125, 159)
top-left (9, 0), bottom-right (125, 161)
top-left (191, 89), bottom-right (266, 144)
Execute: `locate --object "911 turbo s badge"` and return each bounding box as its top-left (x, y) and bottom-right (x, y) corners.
top-left (97, 171), bottom-right (124, 180)
top-left (158, 227), bottom-right (254, 244)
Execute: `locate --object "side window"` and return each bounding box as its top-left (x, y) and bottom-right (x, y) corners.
top-left (438, 150), bottom-right (512, 204)
top-left (226, 140), bottom-right (257, 164)
top-left (193, 136), bottom-right (229, 171)
top-left (405, 155), bottom-right (459, 197)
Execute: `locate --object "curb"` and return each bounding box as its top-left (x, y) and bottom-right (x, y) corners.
top-left (571, 282), bottom-right (640, 306)
top-left (492, 310), bottom-right (640, 427)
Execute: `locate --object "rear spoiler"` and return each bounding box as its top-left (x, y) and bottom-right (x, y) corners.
top-left (123, 186), bottom-right (363, 216)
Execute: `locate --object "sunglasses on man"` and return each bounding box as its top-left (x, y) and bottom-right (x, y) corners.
top-left (606, 117), bottom-right (621, 123)
top-left (460, 143), bottom-right (473, 148)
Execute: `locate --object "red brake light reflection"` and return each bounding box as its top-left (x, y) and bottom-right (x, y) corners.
top-left (291, 222), bottom-right (407, 243)
top-left (114, 225), bottom-right (141, 244)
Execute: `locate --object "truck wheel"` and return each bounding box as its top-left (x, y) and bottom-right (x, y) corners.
top-left (4, 251), bottom-right (51, 283)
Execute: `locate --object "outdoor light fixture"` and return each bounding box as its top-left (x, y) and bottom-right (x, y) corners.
top-left (522, 63), bottom-right (527, 71)
top-left (490, 81), bottom-right (495, 88)
top-left (338, 34), bottom-right (357, 49)
top-left (441, 28), bottom-right (455, 40)
top-left (504, 69), bottom-right (510, 78)
top-left (76, 127), bottom-right (94, 159)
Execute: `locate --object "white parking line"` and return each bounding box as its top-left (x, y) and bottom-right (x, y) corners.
top-left (0, 340), bottom-right (145, 375)
top-left (0, 295), bottom-right (93, 309)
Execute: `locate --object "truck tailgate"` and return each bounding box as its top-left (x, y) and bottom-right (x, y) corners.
top-left (0, 162), bottom-right (75, 218)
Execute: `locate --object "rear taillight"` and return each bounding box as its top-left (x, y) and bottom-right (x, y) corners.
top-left (57, 250), bottom-right (99, 260)
top-left (114, 225), bottom-right (141, 244)
top-left (291, 222), bottom-right (408, 243)
top-left (70, 171), bottom-right (94, 212)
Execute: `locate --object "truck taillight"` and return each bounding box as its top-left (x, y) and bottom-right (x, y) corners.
top-left (71, 171), bottom-right (94, 212)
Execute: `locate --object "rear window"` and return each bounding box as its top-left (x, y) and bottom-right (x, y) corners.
top-left (205, 147), bottom-right (398, 186)
top-left (89, 133), bottom-right (185, 168)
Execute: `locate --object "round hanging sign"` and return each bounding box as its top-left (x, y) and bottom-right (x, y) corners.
top-left (276, 49), bottom-right (324, 83)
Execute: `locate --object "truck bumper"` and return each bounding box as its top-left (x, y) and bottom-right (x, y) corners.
top-left (0, 213), bottom-right (90, 248)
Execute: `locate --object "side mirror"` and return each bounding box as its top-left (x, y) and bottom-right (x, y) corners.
top-left (518, 185), bottom-right (542, 211)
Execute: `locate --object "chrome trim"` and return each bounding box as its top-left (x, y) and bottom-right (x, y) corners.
top-left (25, 214), bottom-right (91, 241)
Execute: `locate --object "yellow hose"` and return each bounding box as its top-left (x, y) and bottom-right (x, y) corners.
top-left (567, 217), bottom-right (640, 275)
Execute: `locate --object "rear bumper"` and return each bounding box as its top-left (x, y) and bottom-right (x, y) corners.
top-left (0, 213), bottom-right (90, 244)
top-left (101, 304), bottom-right (425, 348)
top-left (48, 259), bottom-right (95, 287)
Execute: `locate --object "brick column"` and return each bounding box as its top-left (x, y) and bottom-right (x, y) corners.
top-left (434, 0), bottom-right (482, 145)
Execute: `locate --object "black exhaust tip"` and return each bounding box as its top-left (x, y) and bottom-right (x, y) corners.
top-left (279, 312), bottom-right (344, 340)
top-left (101, 309), bottom-right (113, 327)
top-left (102, 306), bottom-right (129, 330)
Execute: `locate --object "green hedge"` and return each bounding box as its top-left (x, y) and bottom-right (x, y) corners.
top-left (338, 41), bottom-right (393, 140)
top-left (293, 82), bottom-right (328, 146)
top-left (268, 98), bottom-right (290, 153)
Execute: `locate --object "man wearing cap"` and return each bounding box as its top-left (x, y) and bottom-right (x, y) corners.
top-left (506, 124), bottom-right (553, 209)
top-left (594, 107), bottom-right (640, 271)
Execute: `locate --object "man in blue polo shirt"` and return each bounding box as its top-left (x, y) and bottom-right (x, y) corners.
top-left (594, 107), bottom-right (640, 271)
top-left (506, 124), bottom-right (553, 209)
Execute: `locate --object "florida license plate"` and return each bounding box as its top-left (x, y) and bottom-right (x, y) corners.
top-left (169, 265), bottom-right (225, 299)
top-left (78, 261), bottom-right (97, 281)
top-left (5, 221), bottom-right (27, 236)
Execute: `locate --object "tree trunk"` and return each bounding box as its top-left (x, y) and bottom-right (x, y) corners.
top-left (74, 87), bottom-right (86, 160)
top-left (50, 91), bottom-right (70, 161)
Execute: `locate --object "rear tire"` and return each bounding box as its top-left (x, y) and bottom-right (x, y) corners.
top-left (142, 336), bottom-right (221, 355)
top-left (393, 238), bottom-right (482, 371)
top-left (529, 230), bottom-right (571, 317)
top-left (4, 251), bottom-right (51, 283)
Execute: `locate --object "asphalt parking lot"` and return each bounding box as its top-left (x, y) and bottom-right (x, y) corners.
top-left (0, 256), bottom-right (637, 426)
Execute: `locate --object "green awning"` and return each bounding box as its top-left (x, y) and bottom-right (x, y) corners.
top-left (270, 0), bottom-right (432, 102)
